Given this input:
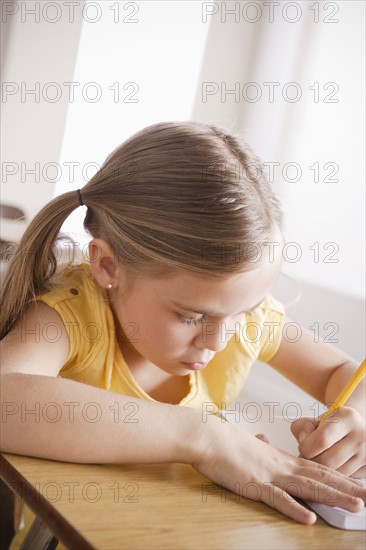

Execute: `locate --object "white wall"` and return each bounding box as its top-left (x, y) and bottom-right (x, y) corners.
top-left (273, 4), bottom-right (365, 302)
top-left (1, 0), bottom-right (84, 218)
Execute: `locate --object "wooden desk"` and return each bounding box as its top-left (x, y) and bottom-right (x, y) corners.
top-left (1, 453), bottom-right (365, 550)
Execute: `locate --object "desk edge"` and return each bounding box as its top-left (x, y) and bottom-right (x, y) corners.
top-left (0, 454), bottom-right (95, 550)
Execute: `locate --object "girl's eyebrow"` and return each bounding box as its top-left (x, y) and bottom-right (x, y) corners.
top-left (171, 297), bottom-right (266, 317)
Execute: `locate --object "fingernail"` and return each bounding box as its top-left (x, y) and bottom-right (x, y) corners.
top-left (299, 432), bottom-right (306, 443)
top-left (306, 511), bottom-right (317, 524)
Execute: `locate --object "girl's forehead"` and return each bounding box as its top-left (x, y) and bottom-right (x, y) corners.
top-left (164, 259), bottom-right (280, 290)
top-left (123, 229), bottom-right (284, 303)
top-left (141, 254), bottom-right (282, 313)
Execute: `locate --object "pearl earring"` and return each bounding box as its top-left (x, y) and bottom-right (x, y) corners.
top-left (106, 283), bottom-right (112, 290)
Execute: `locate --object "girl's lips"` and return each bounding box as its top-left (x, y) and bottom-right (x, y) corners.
top-left (181, 362), bottom-right (208, 371)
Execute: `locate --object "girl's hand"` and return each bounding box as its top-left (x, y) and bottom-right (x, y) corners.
top-left (291, 407), bottom-right (366, 476)
top-left (192, 416), bottom-right (366, 525)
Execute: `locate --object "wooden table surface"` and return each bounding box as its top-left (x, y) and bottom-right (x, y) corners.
top-left (1, 452), bottom-right (365, 550)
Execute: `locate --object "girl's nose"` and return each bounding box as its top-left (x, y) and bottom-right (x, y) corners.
top-left (194, 318), bottom-right (238, 352)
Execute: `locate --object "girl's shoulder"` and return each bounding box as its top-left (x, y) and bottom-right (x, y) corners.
top-left (34, 262), bottom-right (99, 306)
top-left (255, 294), bottom-right (286, 316)
top-left (0, 300), bottom-right (70, 377)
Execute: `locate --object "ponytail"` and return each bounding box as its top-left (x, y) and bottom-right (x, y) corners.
top-left (0, 190), bottom-right (82, 339)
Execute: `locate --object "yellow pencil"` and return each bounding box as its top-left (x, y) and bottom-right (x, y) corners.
top-left (318, 358), bottom-right (366, 425)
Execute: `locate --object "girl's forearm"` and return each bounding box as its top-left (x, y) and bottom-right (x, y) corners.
top-left (324, 361), bottom-right (366, 417)
top-left (0, 373), bottom-right (209, 465)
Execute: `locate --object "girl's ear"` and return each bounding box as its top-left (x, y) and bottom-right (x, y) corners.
top-left (88, 238), bottom-right (125, 290)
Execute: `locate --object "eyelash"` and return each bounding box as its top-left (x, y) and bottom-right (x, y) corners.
top-left (175, 313), bottom-right (204, 326)
top-left (175, 309), bottom-right (253, 326)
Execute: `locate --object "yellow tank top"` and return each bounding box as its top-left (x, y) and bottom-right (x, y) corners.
top-left (33, 263), bottom-right (285, 410)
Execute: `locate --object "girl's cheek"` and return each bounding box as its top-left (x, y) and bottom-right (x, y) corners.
top-left (142, 314), bottom-right (171, 340)
top-left (172, 326), bottom-right (198, 348)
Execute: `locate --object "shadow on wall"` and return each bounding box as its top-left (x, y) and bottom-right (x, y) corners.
top-left (273, 276), bottom-right (365, 363)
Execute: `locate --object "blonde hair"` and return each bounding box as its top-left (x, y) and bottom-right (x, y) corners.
top-left (0, 121), bottom-right (283, 339)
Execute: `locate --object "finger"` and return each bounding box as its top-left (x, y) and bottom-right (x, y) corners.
top-left (352, 465), bottom-right (366, 478)
top-left (286, 475), bottom-right (365, 512)
top-left (308, 434), bottom-right (354, 471)
top-left (260, 483), bottom-right (317, 525)
top-left (337, 455), bottom-right (364, 477)
top-left (296, 462), bottom-right (366, 504)
top-left (299, 421), bottom-right (349, 458)
top-left (291, 417), bottom-right (317, 443)
top-left (255, 433), bottom-right (269, 444)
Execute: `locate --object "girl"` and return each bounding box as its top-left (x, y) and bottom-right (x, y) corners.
top-left (1, 121), bottom-right (365, 527)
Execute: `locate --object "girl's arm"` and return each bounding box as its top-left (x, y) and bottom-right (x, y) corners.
top-left (1, 306), bottom-right (365, 524)
top-left (0, 372), bottom-right (204, 464)
top-left (268, 317), bottom-right (365, 475)
top-left (267, 317), bottom-right (364, 411)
